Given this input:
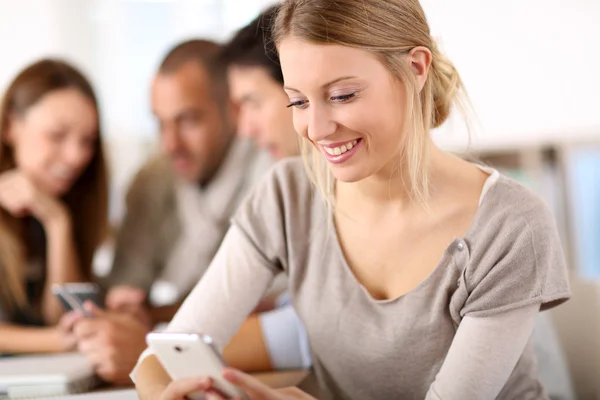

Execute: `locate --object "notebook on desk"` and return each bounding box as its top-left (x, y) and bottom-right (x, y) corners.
top-left (44, 389), bottom-right (138, 400)
top-left (0, 353), bottom-right (99, 399)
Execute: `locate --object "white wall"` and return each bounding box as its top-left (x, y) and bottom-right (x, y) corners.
top-left (0, 0), bottom-right (63, 90)
top-left (2, 0), bottom-right (598, 147)
top-left (1, 0), bottom-right (599, 218)
top-left (0, 0), bottom-right (276, 139)
top-left (0, 0), bottom-right (276, 222)
top-left (422, 0), bottom-right (600, 150)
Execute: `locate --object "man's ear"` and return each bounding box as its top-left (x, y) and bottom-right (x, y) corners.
top-left (227, 98), bottom-right (240, 129)
top-left (408, 46), bottom-right (433, 93)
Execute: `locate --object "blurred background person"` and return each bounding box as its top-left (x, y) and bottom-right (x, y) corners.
top-left (0, 59), bottom-right (108, 355)
top-left (224, 6), bottom-right (298, 160)
top-left (71, 39), bottom-right (276, 384)
top-left (220, 3), bottom-right (313, 377)
top-left (100, 39), bottom-right (268, 318)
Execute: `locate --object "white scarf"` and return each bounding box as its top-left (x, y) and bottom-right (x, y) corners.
top-left (158, 139), bottom-right (271, 299)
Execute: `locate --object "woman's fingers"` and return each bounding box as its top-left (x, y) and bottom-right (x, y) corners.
top-left (160, 371), bottom-right (314, 400)
top-left (276, 387), bottom-right (315, 399)
top-left (222, 369), bottom-right (285, 400)
top-left (161, 377), bottom-right (212, 400)
top-left (59, 310), bottom-right (84, 333)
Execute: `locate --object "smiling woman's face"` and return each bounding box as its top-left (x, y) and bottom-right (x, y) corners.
top-left (7, 88), bottom-right (98, 196)
top-left (279, 37), bottom-right (409, 183)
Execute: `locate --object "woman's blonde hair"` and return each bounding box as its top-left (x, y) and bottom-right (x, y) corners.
top-left (273, 0), bottom-right (467, 204)
top-left (0, 59), bottom-right (108, 313)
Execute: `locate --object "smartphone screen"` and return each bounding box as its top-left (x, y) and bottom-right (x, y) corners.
top-left (147, 333), bottom-right (245, 399)
top-left (52, 283), bottom-right (103, 315)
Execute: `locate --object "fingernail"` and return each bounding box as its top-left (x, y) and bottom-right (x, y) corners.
top-left (198, 376), bottom-right (211, 387)
top-left (223, 369), bottom-right (239, 382)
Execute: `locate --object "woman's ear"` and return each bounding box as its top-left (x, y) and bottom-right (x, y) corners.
top-left (408, 46), bottom-right (433, 92)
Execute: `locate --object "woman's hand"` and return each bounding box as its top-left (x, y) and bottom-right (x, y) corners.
top-left (0, 170), bottom-right (79, 324)
top-left (50, 310), bottom-right (84, 352)
top-left (158, 376), bottom-right (211, 400)
top-left (159, 369), bottom-right (316, 400)
top-left (0, 170), bottom-right (69, 228)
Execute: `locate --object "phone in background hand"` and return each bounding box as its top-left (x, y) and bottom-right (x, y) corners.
top-left (146, 332), bottom-right (246, 400)
top-left (52, 283), bottom-right (104, 317)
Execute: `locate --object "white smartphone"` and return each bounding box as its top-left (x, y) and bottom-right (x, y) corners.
top-left (52, 283), bottom-right (103, 317)
top-left (146, 332), bottom-right (245, 400)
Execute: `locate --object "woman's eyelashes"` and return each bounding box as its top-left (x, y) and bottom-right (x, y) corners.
top-left (287, 99), bottom-right (308, 108)
top-left (331, 92), bottom-right (358, 103)
top-left (286, 92), bottom-right (359, 109)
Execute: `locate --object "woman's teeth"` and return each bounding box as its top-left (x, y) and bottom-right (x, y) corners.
top-left (324, 140), bottom-right (359, 156)
top-left (50, 168), bottom-right (74, 180)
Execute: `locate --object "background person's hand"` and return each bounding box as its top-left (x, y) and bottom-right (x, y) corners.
top-left (51, 310), bottom-right (84, 352)
top-left (73, 302), bottom-right (150, 385)
top-left (106, 285), bottom-right (152, 327)
top-left (106, 285), bottom-right (146, 310)
top-left (0, 170), bottom-right (68, 227)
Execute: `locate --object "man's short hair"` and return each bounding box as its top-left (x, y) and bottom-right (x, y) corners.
top-left (158, 39), bottom-right (228, 103)
top-left (220, 5), bottom-right (283, 85)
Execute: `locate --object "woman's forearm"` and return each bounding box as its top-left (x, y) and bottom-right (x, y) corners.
top-left (223, 315), bottom-right (273, 372)
top-left (0, 324), bottom-right (63, 354)
top-left (134, 355), bottom-right (171, 400)
top-left (134, 226), bottom-right (278, 395)
top-left (42, 216), bottom-right (84, 324)
top-left (425, 304), bottom-right (539, 400)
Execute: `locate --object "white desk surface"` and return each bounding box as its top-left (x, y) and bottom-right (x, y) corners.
top-left (44, 389), bottom-right (137, 400)
top-left (43, 370), bottom-right (308, 399)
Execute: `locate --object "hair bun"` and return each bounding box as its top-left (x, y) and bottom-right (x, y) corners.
top-left (429, 45), bottom-right (463, 128)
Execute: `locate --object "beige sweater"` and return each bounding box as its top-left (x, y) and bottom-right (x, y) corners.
top-left (135, 158), bottom-right (570, 399)
top-left (103, 138), bottom-right (271, 300)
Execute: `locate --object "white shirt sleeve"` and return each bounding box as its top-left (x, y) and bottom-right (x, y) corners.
top-left (259, 303), bottom-right (313, 370)
top-left (425, 304), bottom-right (540, 400)
top-left (131, 225), bottom-right (279, 381)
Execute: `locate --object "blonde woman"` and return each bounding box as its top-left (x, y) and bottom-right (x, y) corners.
top-left (0, 59), bottom-right (108, 354)
top-left (133, 0), bottom-right (570, 399)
